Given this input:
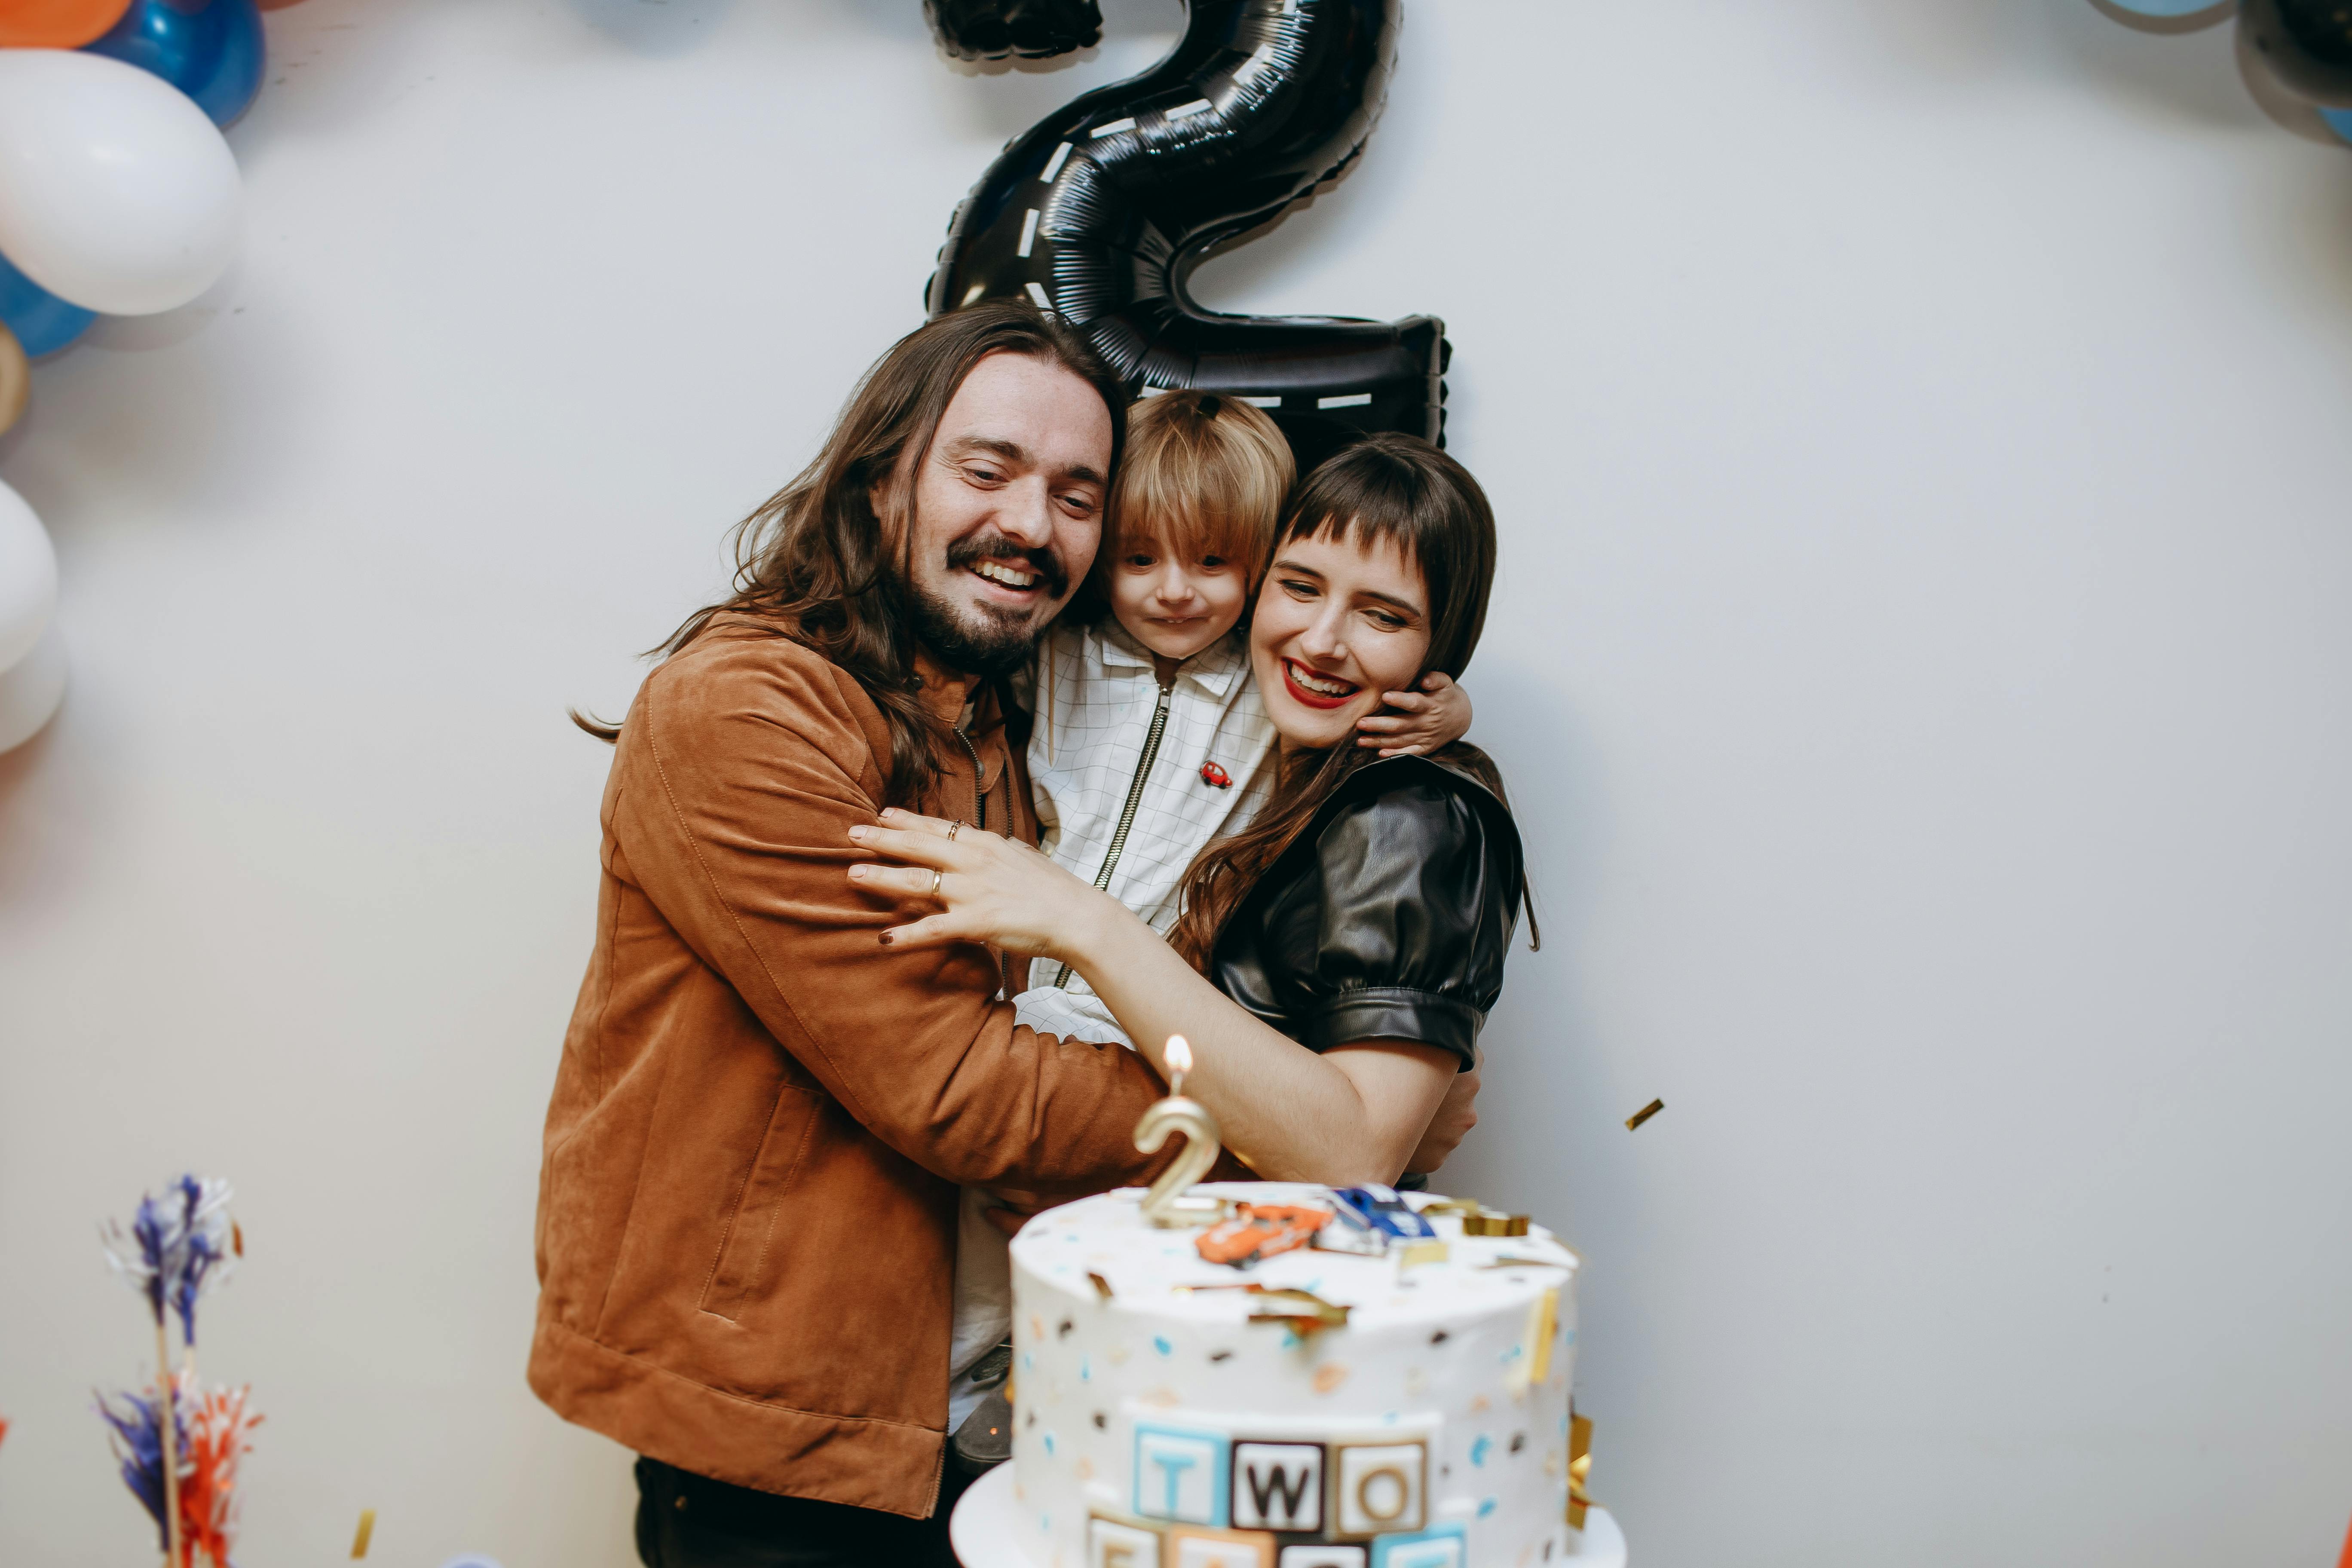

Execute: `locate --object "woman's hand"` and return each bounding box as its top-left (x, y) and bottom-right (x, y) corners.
top-left (1355, 671), bottom-right (1473, 757)
top-left (846, 808), bottom-right (1122, 960)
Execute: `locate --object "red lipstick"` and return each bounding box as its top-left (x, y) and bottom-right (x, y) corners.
top-left (1280, 657), bottom-right (1359, 711)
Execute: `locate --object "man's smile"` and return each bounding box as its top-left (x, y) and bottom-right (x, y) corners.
top-left (945, 532), bottom-right (1069, 608)
top-left (969, 559), bottom-right (1042, 592)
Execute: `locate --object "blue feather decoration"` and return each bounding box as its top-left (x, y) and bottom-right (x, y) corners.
top-left (103, 1175), bottom-right (237, 1345)
top-left (95, 1387), bottom-right (184, 1550)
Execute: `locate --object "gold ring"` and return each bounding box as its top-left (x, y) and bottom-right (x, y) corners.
top-left (946, 821), bottom-right (962, 841)
top-left (930, 869), bottom-right (944, 897)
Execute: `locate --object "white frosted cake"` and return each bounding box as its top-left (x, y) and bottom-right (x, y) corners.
top-left (1004, 1182), bottom-right (1580, 1568)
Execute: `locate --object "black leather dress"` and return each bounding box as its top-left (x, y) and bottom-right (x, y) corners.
top-left (1208, 750), bottom-right (1525, 1069)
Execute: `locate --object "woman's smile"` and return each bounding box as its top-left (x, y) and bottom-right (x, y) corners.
top-left (1279, 657), bottom-right (1361, 709)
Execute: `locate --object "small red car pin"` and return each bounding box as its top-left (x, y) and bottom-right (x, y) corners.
top-left (1199, 762), bottom-right (1232, 789)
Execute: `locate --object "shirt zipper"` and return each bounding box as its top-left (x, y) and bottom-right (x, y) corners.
top-left (1053, 681), bottom-right (1172, 990)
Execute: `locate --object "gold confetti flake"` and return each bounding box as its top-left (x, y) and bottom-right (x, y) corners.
top-left (1626, 1098), bottom-right (1664, 1131)
top-left (1567, 1412), bottom-right (1596, 1529)
top-left (1461, 1212), bottom-right (1531, 1237)
top-left (1479, 1254), bottom-right (1571, 1271)
top-left (1397, 1240), bottom-right (1450, 1269)
top-left (349, 1510), bottom-right (376, 1559)
top-left (1087, 1271), bottom-right (1114, 1300)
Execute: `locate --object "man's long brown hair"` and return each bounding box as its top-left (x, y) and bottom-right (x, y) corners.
top-left (1168, 432), bottom-right (1535, 967)
top-left (576, 300), bottom-right (1128, 810)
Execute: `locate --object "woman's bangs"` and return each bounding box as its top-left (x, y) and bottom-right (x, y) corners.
top-left (1281, 478), bottom-right (1428, 574)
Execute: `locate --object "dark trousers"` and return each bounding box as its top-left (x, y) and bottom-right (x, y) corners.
top-left (634, 1456), bottom-right (972, 1568)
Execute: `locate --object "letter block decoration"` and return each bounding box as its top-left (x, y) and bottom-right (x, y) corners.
top-left (1231, 1441), bottom-right (1325, 1532)
top-left (1366, 1525), bottom-right (1466, 1568)
top-left (1278, 1547), bottom-right (1367, 1568)
top-left (1092, 1516), bottom-right (1164, 1568)
top-left (1135, 1424), bottom-right (1231, 1526)
top-left (1167, 1525), bottom-right (1277, 1568)
top-left (1333, 1441), bottom-right (1426, 1536)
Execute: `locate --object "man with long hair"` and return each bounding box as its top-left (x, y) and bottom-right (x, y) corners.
top-left (528, 303), bottom-right (1185, 1566)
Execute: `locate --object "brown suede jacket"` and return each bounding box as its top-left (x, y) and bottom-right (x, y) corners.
top-left (528, 612), bottom-right (1180, 1519)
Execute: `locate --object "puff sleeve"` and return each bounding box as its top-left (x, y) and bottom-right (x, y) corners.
top-left (1210, 758), bottom-right (1523, 1068)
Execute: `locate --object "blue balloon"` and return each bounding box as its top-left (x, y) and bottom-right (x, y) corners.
top-left (85, 0), bottom-right (266, 129)
top-left (0, 251), bottom-right (95, 358)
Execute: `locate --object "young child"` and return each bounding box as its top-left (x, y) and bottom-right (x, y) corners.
top-left (948, 391), bottom-right (1475, 1462)
top-left (1011, 389), bottom-right (1473, 1045)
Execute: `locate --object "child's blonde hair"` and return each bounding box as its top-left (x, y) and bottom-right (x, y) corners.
top-left (1042, 391), bottom-right (1295, 762)
top-left (1096, 390), bottom-right (1295, 588)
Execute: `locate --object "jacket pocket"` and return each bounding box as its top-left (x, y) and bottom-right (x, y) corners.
top-left (697, 1082), bottom-right (822, 1322)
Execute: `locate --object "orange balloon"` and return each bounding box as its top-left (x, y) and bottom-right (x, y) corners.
top-left (0, 0), bottom-right (138, 49)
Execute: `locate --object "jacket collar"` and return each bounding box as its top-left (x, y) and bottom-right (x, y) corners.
top-left (910, 648), bottom-right (1007, 795)
top-left (910, 648), bottom-right (982, 725)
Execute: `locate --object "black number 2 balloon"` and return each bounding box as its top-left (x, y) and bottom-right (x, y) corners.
top-left (924, 0), bottom-right (1449, 466)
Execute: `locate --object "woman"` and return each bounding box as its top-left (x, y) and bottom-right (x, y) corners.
top-left (847, 433), bottom-right (1528, 1184)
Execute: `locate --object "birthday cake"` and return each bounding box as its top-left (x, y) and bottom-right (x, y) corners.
top-left (1004, 1182), bottom-right (1582, 1568)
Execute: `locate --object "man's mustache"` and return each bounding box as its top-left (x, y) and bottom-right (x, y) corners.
top-left (944, 535), bottom-right (1070, 601)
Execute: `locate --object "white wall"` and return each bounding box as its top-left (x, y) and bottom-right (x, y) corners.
top-left (3, 1), bottom-right (2348, 1564)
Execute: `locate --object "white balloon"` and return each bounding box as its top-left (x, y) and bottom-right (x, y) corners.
top-left (0, 51), bottom-right (243, 316)
top-left (0, 477), bottom-right (58, 673)
top-left (0, 622), bottom-right (65, 753)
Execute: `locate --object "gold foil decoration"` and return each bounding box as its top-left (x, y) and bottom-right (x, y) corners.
top-left (1181, 1281), bottom-right (1351, 1337)
top-left (1088, 1271), bottom-right (1115, 1300)
top-left (1626, 1098), bottom-right (1664, 1131)
top-left (1397, 1240), bottom-right (1450, 1269)
top-left (0, 323), bottom-right (26, 438)
top-left (1479, 1254), bottom-right (1574, 1271)
top-left (350, 1509), bottom-right (377, 1558)
top-left (1247, 1289), bottom-right (1350, 1338)
top-left (1421, 1197), bottom-right (1530, 1236)
top-left (1461, 1212), bottom-right (1531, 1237)
top-left (1566, 1412), bottom-right (1595, 1530)
top-left (1526, 1287), bottom-right (1560, 1384)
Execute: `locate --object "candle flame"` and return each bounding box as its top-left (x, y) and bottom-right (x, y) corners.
top-left (1164, 1035), bottom-right (1192, 1076)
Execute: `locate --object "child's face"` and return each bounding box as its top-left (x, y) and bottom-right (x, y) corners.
top-left (1107, 529), bottom-right (1251, 664)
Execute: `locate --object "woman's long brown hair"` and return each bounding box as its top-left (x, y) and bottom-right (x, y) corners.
top-left (1168, 432), bottom-right (1536, 967)
top-left (573, 300), bottom-right (1128, 810)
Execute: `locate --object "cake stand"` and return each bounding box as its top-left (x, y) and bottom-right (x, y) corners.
top-left (950, 1461), bottom-right (1629, 1567)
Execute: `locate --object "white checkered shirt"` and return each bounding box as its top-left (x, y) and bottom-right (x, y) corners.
top-left (1011, 619), bottom-right (1278, 1045)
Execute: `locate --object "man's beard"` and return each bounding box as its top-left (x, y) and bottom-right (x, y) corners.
top-left (907, 536), bottom-right (1071, 679)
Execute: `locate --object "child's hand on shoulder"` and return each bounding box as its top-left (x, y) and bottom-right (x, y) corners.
top-left (1355, 672), bottom-right (1473, 757)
